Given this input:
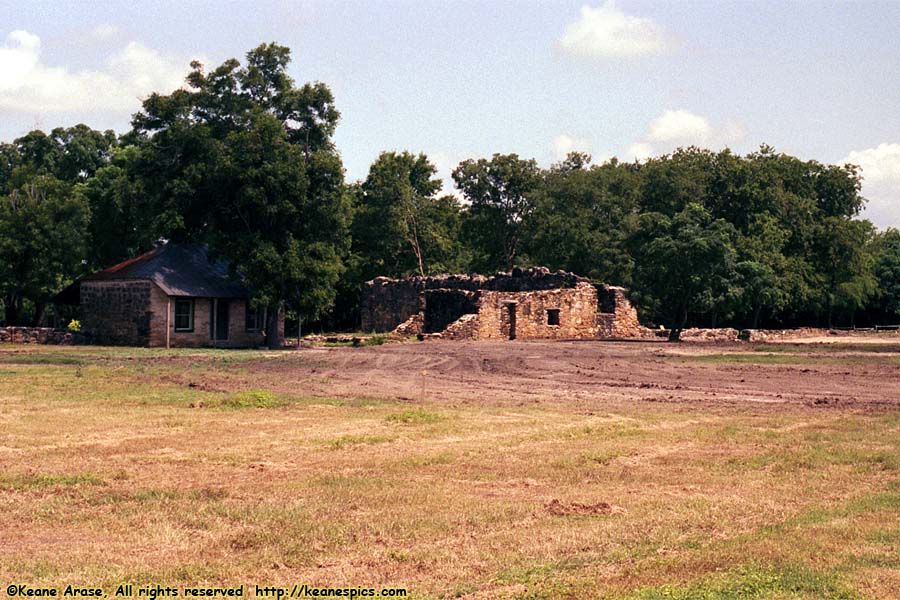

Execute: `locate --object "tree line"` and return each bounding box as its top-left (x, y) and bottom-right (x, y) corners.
top-left (1, 43), bottom-right (899, 342)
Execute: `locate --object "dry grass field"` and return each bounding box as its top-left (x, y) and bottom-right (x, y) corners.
top-left (1, 339), bottom-right (899, 599)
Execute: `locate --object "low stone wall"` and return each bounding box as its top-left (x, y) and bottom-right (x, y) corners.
top-left (680, 328), bottom-right (742, 342)
top-left (393, 313), bottom-right (424, 337)
top-left (743, 327), bottom-right (900, 342)
top-left (0, 327), bottom-right (74, 344)
top-left (438, 313), bottom-right (480, 340)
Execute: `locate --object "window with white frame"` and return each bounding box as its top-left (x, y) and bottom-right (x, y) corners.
top-left (174, 299), bottom-right (194, 332)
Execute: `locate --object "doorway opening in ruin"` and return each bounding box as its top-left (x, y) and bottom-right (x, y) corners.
top-left (506, 303), bottom-right (517, 340)
top-left (547, 309), bottom-right (560, 326)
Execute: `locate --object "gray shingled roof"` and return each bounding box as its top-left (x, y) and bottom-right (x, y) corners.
top-left (81, 243), bottom-right (249, 298)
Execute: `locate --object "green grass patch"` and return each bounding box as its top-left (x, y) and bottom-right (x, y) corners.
top-left (0, 472), bottom-right (105, 490)
top-left (627, 564), bottom-right (862, 600)
top-left (385, 408), bottom-right (444, 424)
top-left (0, 354), bottom-right (86, 365)
top-left (688, 351), bottom-right (900, 366)
top-left (865, 528), bottom-right (900, 545)
top-left (689, 353), bottom-right (812, 365)
top-left (327, 434), bottom-right (393, 450)
top-left (753, 342), bottom-right (900, 354)
top-left (397, 451), bottom-right (456, 467)
top-left (208, 389), bottom-right (282, 409)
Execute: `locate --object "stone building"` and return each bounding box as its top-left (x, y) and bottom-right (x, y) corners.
top-left (360, 267), bottom-right (641, 340)
top-left (54, 243), bottom-right (283, 348)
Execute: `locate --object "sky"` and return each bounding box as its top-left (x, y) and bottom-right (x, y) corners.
top-left (1, 0), bottom-right (899, 227)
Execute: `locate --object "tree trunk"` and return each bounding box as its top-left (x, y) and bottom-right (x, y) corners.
top-left (668, 308), bottom-right (689, 342)
top-left (407, 214), bottom-right (426, 278)
top-left (265, 303), bottom-right (282, 349)
top-left (751, 304), bottom-right (762, 329)
top-left (33, 302), bottom-right (47, 327)
top-left (4, 293), bottom-right (22, 326)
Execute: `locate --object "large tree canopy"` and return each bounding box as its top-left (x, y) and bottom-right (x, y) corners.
top-left (452, 153), bottom-right (541, 272)
top-left (130, 43), bottom-right (351, 344)
top-left (352, 151), bottom-right (464, 279)
top-left (0, 40), bottom-right (890, 337)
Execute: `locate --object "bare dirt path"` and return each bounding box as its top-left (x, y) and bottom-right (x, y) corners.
top-left (247, 340), bottom-right (900, 411)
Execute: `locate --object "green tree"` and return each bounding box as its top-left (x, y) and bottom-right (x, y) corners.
top-left (639, 147), bottom-right (714, 216)
top-left (874, 229), bottom-right (900, 322)
top-left (731, 214), bottom-right (797, 328)
top-left (452, 153), bottom-right (541, 272)
top-left (75, 146), bottom-right (155, 270)
top-left (353, 151), bottom-right (450, 279)
top-left (131, 43), bottom-right (350, 345)
top-left (526, 154), bottom-right (638, 285)
top-left (0, 177), bottom-right (90, 325)
top-left (814, 217), bottom-right (878, 327)
top-left (628, 203), bottom-right (737, 340)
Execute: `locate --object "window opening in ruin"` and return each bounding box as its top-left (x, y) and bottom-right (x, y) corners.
top-left (598, 287), bottom-right (616, 314)
top-left (547, 309), bottom-right (560, 326)
top-left (174, 299), bottom-right (194, 332)
top-left (506, 303), bottom-right (517, 340)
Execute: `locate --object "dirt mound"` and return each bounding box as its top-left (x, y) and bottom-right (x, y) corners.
top-left (545, 498), bottom-right (618, 516)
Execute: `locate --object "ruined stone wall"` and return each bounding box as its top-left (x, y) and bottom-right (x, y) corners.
top-left (440, 313), bottom-right (480, 340)
top-left (423, 289), bottom-right (480, 333)
top-left (421, 267), bottom-right (586, 292)
top-left (0, 327), bottom-right (73, 344)
top-left (595, 286), bottom-right (643, 338)
top-left (474, 283), bottom-right (599, 340)
top-left (360, 277), bottom-right (423, 333)
top-left (81, 280), bottom-right (153, 345)
top-left (365, 268), bottom-right (645, 341)
top-left (363, 267), bottom-right (589, 333)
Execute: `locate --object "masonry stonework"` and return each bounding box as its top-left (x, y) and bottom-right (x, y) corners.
top-left (361, 267), bottom-right (642, 341)
top-left (474, 283), bottom-right (599, 340)
top-left (81, 280), bottom-right (153, 345)
top-left (595, 286), bottom-right (643, 338)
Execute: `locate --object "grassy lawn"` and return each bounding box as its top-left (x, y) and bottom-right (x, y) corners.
top-left (0, 343), bottom-right (898, 599)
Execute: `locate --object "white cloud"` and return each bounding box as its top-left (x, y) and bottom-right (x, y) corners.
top-left (91, 24), bottom-right (120, 41)
top-left (624, 142), bottom-right (654, 162)
top-left (0, 30), bottom-right (189, 114)
top-left (427, 150), bottom-right (467, 202)
top-left (623, 109), bottom-right (748, 162)
top-left (840, 143), bottom-right (900, 229)
top-left (647, 109), bottom-right (711, 144)
top-left (551, 134), bottom-right (591, 161)
top-left (560, 1), bottom-right (669, 59)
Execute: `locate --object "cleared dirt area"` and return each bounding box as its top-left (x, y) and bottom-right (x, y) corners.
top-left (1, 340), bottom-right (899, 599)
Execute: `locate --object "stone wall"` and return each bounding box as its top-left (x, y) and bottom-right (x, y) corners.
top-left (360, 277), bottom-right (423, 333)
top-left (368, 268), bottom-right (643, 341)
top-left (81, 280), bottom-right (153, 345)
top-left (0, 327), bottom-right (73, 344)
top-left (474, 283), bottom-right (599, 340)
top-left (595, 286), bottom-right (643, 338)
top-left (361, 267), bottom-right (593, 333)
top-left (440, 313), bottom-right (480, 340)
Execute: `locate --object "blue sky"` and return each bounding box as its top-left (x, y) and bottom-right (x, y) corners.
top-left (2, 0), bottom-right (899, 227)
